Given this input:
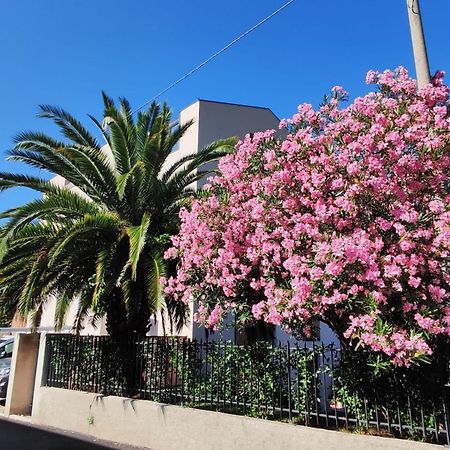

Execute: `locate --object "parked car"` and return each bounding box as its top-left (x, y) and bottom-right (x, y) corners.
top-left (0, 337), bottom-right (14, 399)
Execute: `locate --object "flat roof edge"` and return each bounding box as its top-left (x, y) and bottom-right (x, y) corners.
top-left (182, 98), bottom-right (280, 121)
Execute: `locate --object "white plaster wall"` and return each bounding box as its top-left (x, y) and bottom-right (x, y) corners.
top-left (32, 387), bottom-right (439, 450)
top-left (162, 101), bottom-right (200, 182)
top-left (275, 322), bottom-right (340, 347)
top-left (30, 296), bottom-right (107, 336)
top-left (197, 100), bottom-right (280, 149)
top-left (148, 302), bottom-right (195, 339)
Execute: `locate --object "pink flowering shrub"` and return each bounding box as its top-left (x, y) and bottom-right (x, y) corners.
top-left (164, 67), bottom-right (450, 366)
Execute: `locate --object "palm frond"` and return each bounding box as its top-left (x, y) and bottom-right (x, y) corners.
top-left (91, 248), bottom-right (112, 310)
top-left (116, 161), bottom-right (145, 200)
top-left (47, 213), bottom-right (120, 266)
top-left (38, 105), bottom-right (99, 149)
top-left (0, 173), bottom-right (54, 194)
top-left (143, 250), bottom-right (166, 314)
top-left (126, 213), bottom-right (150, 280)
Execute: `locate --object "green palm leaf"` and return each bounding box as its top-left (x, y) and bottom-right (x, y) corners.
top-left (126, 213), bottom-right (150, 280)
top-left (144, 251), bottom-right (166, 314)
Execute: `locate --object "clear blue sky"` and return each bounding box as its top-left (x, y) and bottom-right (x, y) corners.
top-left (0, 0), bottom-right (449, 213)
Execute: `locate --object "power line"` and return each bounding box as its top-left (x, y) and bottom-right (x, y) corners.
top-left (132, 0), bottom-right (297, 114)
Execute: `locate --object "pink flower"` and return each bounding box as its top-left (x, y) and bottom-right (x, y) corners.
top-left (366, 70), bottom-right (378, 84)
top-left (165, 67), bottom-right (450, 367)
top-left (408, 276), bottom-right (421, 288)
top-left (429, 200), bottom-right (444, 214)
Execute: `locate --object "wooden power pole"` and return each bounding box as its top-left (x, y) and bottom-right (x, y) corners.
top-left (406, 0), bottom-right (431, 88)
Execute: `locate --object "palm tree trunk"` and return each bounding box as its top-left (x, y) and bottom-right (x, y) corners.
top-left (105, 289), bottom-right (150, 396)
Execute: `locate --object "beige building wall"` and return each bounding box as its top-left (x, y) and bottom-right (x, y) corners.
top-left (30, 295), bottom-right (107, 335)
top-left (5, 333), bottom-right (41, 415)
top-left (10, 311), bottom-right (27, 328)
top-left (32, 386), bottom-right (438, 450)
top-left (197, 100), bottom-right (280, 148)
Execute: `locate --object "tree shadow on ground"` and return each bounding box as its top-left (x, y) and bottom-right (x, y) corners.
top-left (0, 417), bottom-right (146, 450)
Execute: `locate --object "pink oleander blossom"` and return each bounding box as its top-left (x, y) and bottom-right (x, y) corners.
top-left (164, 67), bottom-right (450, 367)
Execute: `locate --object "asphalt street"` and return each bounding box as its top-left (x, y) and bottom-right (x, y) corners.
top-left (0, 417), bottom-right (151, 450)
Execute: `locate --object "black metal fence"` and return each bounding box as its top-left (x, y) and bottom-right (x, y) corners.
top-left (44, 334), bottom-right (450, 445)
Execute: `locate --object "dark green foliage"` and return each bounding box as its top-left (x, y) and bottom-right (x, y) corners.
top-left (0, 304), bottom-right (11, 327)
top-left (172, 341), bottom-right (314, 419)
top-left (332, 345), bottom-right (450, 442)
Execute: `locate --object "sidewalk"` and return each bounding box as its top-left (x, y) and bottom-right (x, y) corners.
top-left (0, 415), bottom-right (153, 450)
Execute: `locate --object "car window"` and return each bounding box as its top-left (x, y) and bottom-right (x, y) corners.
top-left (4, 342), bottom-right (13, 355)
top-left (0, 341), bottom-right (14, 357)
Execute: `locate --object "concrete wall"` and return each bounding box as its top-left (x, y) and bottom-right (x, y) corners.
top-left (31, 295), bottom-right (107, 336)
top-left (147, 302), bottom-right (195, 339)
top-left (163, 100), bottom-right (200, 176)
top-left (10, 310), bottom-right (27, 328)
top-left (31, 386), bottom-right (440, 450)
top-left (197, 99), bottom-right (280, 149)
top-left (5, 333), bottom-right (41, 415)
top-left (196, 99), bottom-right (281, 189)
top-left (163, 99), bottom-right (281, 191)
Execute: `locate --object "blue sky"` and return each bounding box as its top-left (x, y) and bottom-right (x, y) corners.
top-left (0, 0), bottom-right (449, 213)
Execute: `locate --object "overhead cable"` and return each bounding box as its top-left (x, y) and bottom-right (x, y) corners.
top-left (132, 0), bottom-right (297, 114)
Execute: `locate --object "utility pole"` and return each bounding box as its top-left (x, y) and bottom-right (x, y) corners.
top-left (406, 0), bottom-right (431, 88)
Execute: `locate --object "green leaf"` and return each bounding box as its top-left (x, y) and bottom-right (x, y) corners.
top-left (116, 161), bottom-right (145, 200)
top-left (126, 213), bottom-right (151, 280)
top-left (144, 251), bottom-right (166, 313)
top-left (91, 248), bottom-right (111, 310)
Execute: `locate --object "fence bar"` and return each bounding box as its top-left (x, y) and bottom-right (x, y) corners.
top-left (330, 348), bottom-right (339, 428)
top-left (442, 395), bottom-right (450, 445)
top-left (287, 342), bottom-right (292, 422)
top-left (420, 398), bottom-right (426, 440)
top-left (46, 336), bottom-right (53, 387)
top-left (303, 343), bottom-right (310, 426)
top-left (223, 341), bottom-right (227, 411)
top-left (363, 396), bottom-right (369, 432)
top-left (374, 395), bottom-right (380, 433)
top-left (394, 374), bottom-right (403, 439)
top-left (203, 340), bottom-right (208, 406)
top-left (312, 346), bottom-right (320, 426)
top-left (320, 343), bottom-right (329, 428)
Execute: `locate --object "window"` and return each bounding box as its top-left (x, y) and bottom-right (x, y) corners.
top-left (0, 341), bottom-right (14, 358)
top-left (4, 342), bottom-right (13, 355)
top-left (170, 120), bottom-right (181, 152)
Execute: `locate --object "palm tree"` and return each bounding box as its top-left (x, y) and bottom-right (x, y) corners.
top-left (0, 94), bottom-right (235, 339)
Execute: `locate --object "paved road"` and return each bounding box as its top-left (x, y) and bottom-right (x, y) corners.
top-left (0, 416), bottom-right (151, 450)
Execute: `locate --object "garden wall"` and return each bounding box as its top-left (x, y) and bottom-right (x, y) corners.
top-left (31, 387), bottom-right (440, 450)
